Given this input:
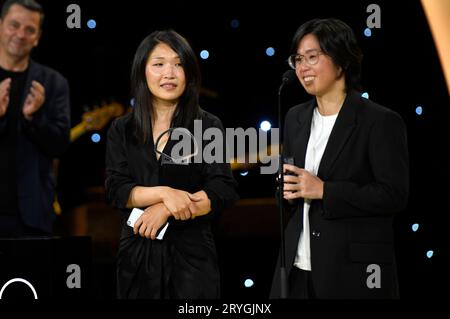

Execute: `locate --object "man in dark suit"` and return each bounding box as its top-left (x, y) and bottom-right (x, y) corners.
top-left (0, 0), bottom-right (70, 237)
top-left (270, 19), bottom-right (409, 298)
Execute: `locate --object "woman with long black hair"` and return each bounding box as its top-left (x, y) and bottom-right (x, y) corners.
top-left (105, 30), bottom-right (238, 299)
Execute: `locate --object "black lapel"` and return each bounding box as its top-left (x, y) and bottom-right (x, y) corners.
top-left (317, 91), bottom-right (359, 179)
top-left (292, 99), bottom-right (315, 169)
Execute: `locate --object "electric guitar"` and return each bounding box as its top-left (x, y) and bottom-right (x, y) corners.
top-left (70, 102), bottom-right (125, 142)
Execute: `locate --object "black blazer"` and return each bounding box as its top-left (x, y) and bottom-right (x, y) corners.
top-left (0, 60), bottom-right (70, 232)
top-left (270, 91), bottom-right (409, 298)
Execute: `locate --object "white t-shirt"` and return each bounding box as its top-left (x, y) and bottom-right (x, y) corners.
top-left (294, 107), bottom-right (338, 271)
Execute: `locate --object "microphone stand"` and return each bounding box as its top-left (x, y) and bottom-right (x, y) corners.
top-left (277, 78), bottom-right (289, 298)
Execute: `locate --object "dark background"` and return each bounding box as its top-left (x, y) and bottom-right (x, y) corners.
top-left (18, 0), bottom-right (449, 299)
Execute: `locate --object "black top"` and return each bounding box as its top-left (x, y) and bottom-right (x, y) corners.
top-left (105, 109), bottom-right (239, 298)
top-left (0, 66), bottom-right (28, 215)
top-left (105, 110), bottom-right (239, 221)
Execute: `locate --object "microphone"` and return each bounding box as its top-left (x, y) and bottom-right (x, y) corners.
top-left (278, 70), bottom-right (296, 124)
top-left (281, 70), bottom-right (297, 85)
top-left (279, 70), bottom-right (297, 95)
top-left (276, 69), bottom-right (297, 299)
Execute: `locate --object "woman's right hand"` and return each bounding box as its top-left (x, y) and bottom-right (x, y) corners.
top-left (161, 187), bottom-right (200, 220)
top-left (134, 203), bottom-right (170, 240)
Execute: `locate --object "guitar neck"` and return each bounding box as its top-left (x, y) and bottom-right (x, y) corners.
top-left (69, 103), bottom-right (125, 142)
top-left (70, 122), bottom-right (88, 142)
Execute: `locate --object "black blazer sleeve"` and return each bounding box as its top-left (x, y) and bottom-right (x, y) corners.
top-left (21, 74), bottom-right (71, 157)
top-left (105, 118), bottom-right (138, 209)
top-left (322, 110), bottom-right (409, 219)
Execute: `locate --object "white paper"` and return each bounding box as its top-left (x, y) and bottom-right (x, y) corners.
top-left (127, 208), bottom-right (169, 240)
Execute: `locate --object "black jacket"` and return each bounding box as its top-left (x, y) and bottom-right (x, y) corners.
top-left (0, 60), bottom-right (70, 232)
top-left (270, 91), bottom-right (409, 298)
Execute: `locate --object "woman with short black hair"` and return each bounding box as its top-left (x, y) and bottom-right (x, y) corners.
top-left (271, 18), bottom-right (409, 299)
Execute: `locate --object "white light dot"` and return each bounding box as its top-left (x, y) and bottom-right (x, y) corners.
top-left (361, 92), bottom-right (369, 99)
top-left (412, 223), bottom-right (419, 232)
top-left (260, 121), bottom-right (271, 132)
top-left (364, 28), bottom-right (372, 37)
top-left (200, 50), bottom-right (209, 60)
top-left (87, 19), bottom-right (96, 29)
top-left (244, 279), bottom-right (254, 288)
top-left (416, 106), bottom-right (423, 115)
top-left (426, 250), bottom-right (434, 258)
top-left (91, 133), bottom-right (101, 143)
top-left (240, 171), bottom-right (249, 177)
top-left (266, 47), bottom-right (275, 57)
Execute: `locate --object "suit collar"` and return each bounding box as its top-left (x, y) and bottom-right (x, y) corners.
top-left (317, 90), bottom-right (360, 178)
top-left (293, 90), bottom-right (361, 179)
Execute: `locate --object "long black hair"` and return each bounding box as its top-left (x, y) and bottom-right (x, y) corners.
top-left (291, 18), bottom-right (363, 92)
top-left (130, 29), bottom-right (201, 144)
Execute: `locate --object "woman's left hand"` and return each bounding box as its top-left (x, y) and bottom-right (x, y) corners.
top-left (134, 203), bottom-right (170, 240)
top-left (283, 164), bottom-right (324, 200)
top-left (188, 190), bottom-right (211, 219)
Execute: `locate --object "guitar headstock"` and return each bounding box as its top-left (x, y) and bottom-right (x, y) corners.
top-left (81, 102), bottom-right (125, 132)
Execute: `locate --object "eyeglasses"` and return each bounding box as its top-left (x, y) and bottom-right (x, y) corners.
top-left (287, 50), bottom-right (323, 69)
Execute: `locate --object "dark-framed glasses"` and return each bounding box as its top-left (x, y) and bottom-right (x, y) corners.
top-left (287, 50), bottom-right (323, 69)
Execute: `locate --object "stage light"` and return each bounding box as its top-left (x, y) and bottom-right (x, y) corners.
top-left (266, 47), bottom-right (275, 57)
top-left (230, 19), bottom-right (240, 29)
top-left (240, 171), bottom-right (249, 177)
top-left (91, 133), bottom-right (101, 143)
top-left (364, 28), bottom-right (372, 37)
top-left (361, 92), bottom-right (369, 99)
top-left (416, 106), bottom-right (423, 115)
top-left (200, 50), bottom-right (209, 60)
top-left (87, 19), bottom-right (96, 29)
top-left (412, 223), bottom-right (419, 232)
top-left (260, 120), bottom-right (271, 132)
top-left (244, 279), bottom-right (254, 288)
top-left (426, 250), bottom-right (434, 258)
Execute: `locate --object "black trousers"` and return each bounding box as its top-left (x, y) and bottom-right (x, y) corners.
top-left (288, 266), bottom-right (317, 299)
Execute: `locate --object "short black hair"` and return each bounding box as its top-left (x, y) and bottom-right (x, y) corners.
top-left (130, 29), bottom-right (201, 144)
top-left (291, 18), bottom-right (363, 92)
top-left (1, 0), bottom-right (44, 28)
